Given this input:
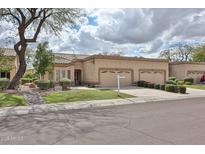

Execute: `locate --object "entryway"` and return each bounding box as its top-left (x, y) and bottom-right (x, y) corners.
top-left (74, 69), bottom-right (82, 86)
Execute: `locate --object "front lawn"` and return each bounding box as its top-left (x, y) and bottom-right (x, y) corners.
top-left (43, 89), bottom-right (135, 104)
top-left (0, 93), bottom-right (27, 107)
top-left (185, 84), bottom-right (205, 90)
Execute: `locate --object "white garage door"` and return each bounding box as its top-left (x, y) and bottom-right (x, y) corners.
top-left (139, 70), bottom-right (165, 84)
top-left (99, 69), bottom-right (132, 87)
top-left (187, 71), bottom-right (205, 83)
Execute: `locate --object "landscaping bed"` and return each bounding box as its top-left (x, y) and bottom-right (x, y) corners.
top-left (43, 89), bottom-right (135, 104)
top-left (0, 92), bottom-right (27, 107)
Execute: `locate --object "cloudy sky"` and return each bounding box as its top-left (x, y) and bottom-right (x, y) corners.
top-left (1, 8), bottom-right (205, 57)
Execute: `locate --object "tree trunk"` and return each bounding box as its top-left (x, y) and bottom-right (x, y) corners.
top-left (8, 47), bottom-right (27, 89)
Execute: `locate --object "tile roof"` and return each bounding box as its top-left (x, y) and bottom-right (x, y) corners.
top-left (83, 54), bottom-right (169, 63)
top-left (54, 53), bottom-right (89, 64)
top-left (170, 61), bottom-right (205, 65)
top-left (0, 48), bottom-right (16, 56)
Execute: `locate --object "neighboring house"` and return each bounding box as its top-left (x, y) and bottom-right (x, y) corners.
top-left (170, 62), bottom-right (205, 84)
top-left (0, 48), bottom-right (18, 79)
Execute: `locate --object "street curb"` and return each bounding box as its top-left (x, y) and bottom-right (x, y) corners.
top-left (0, 96), bottom-right (204, 117)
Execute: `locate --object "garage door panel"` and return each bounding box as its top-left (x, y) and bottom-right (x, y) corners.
top-left (100, 69), bottom-right (132, 87)
top-left (139, 70), bottom-right (165, 84)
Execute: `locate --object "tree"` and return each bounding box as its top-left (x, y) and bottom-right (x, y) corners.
top-left (33, 42), bottom-right (54, 79)
top-left (0, 8), bottom-right (82, 89)
top-left (159, 44), bottom-right (195, 62)
top-left (193, 45), bottom-right (205, 62)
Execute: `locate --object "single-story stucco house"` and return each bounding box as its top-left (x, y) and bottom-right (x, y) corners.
top-left (170, 62), bottom-right (205, 84)
top-left (50, 53), bottom-right (205, 86)
top-left (1, 48), bottom-right (205, 86)
top-left (51, 53), bottom-right (169, 86)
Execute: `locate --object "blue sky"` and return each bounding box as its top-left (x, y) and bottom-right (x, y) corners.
top-left (1, 8), bottom-right (205, 58)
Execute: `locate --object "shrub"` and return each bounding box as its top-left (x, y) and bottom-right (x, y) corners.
top-left (37, 80), bottom-right (50, 90)
top-left (184, 81), bottom-right (192, 85)
top-left (169, 76), bottom-right (176, 81)
top-left (166, 80), bottom-right (177, 85)
top-left (154, 84), bottom-right (160, 89)
top-left (147, 83), bottom-right (155, 88)
top-left (0, 78), bottom-right (10, 90)
top-left (137, 80), bottom-right (145, 87)
top-left (184, 77), bottom-right (194, 84)
top-left (178, 86), bottom-right (186, 94)
top-left (160, 85), bottom-right (165, 90)
top-left (59, 78), bottom-right (71, 90)
top-left (143, 82), bottom-right (149, 88)
top-left (21, 78), bottom-right (32, 85)
top-left (23, 72), bottom-right (39, 82)
top-left (32, 77), bottom-right (38, 82)
top-left (50, 80), bottom-right (55, 88)
top-left (165, 84), bottom-right (178, 93)
top-left (33, 80), bottom-right (38, 85)
top-left (177, 80), bottom-right (184, 85)
top-left (87, 84), bottom-right (96, 88)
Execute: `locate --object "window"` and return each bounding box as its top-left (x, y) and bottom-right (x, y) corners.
top-left (56, 70), bottom-right (60, 81)
top-left (61, 70), bottom-right (66, 78)
top-left (67, 70), bottom-right (71, 79)
top-left (0, 72), bottom-right (10, 79)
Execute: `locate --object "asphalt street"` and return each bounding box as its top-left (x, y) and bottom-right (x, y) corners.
top-left (1, 97), bottom-right (205, 144)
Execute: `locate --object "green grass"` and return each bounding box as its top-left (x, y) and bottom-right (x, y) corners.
top-left (43, 89), bottom-right (135, 104)
top-left (0, 93), bottom-right (27, 107)
top-left (185, 84), bottom-right (205, 90)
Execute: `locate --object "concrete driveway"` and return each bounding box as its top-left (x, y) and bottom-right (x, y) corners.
top-left (1, 97), bottom-right (205, 144)
top-left (118, 86), bottom-right (205, 101)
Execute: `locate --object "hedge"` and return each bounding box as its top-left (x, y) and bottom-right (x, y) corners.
top-left (154, 84), bottom-right (160, 89)
top-left (147, 83), bottom-right (155, 88)
top-left (137, 80), bottom-right (145, 87)
top-left (0, 78), bottom-right (10, 90)
top-left (165, 84), bottom-right (178, 93)
top-left (87, 84), bottom-right (96, 88)
top-left (160, 85), bottom-right (165, 90)
top-left (178, 86), bottom-right (186, 94)
top-left (21, 78), bottom-right (32, 85)
top-left (143, 82), bottom-right (149, 88)
top-left (37, 80), bottom-right (50, 90)
top-left (177, 80), bottom-right (184, 85)
top-left (169, 76), bottom-right (176, 81)
top-left (59, 78), bottom-right (71, 90)
top-left (166, 80), bottom-right (177, 85)
top-left (184, 77), bottom-right (194, 84)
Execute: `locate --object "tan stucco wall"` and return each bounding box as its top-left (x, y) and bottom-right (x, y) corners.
top-left (170, 63), bottom-right (205, 83)
top-left (8, 56), bottom-right (18, 79)
top-left (82, 59), bottom-right (96, 83)
top-left (66, 65), bottom-right (75, 82)
top-left (82, 58), bottom-right (169, 85)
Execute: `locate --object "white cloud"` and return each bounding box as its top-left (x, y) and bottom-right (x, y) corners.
top-left (1, 8), bottom-right (205, 58)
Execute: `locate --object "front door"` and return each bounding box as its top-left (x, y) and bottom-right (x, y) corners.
top-left (74, 69), bottom-right (82, 86)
